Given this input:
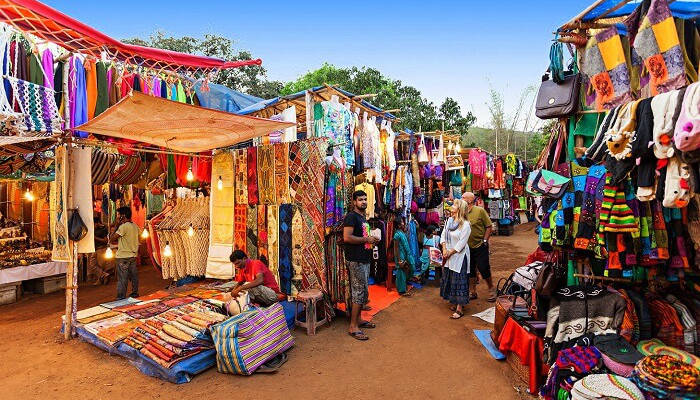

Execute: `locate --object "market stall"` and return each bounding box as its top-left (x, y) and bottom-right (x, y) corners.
top-left (492, 0), bottom-right (700, 398)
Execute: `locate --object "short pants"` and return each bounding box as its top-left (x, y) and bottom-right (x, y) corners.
top-left (468, 244), bottom-right (491, 279)
top-left (346, 260), bottom-right (370, 305)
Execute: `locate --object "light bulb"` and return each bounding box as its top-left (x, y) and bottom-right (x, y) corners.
top-left (163, 242), bottom-right (173, 257)
top-left (141, 228), bottom-right (149, 239)
top-left (187, 224), bottom-right (194, 237)
top-left (104, 247), bottom-right (114, 259)
top-left (186, 168), bottom-right (194, 182)
top-left (24, 188), bottom-right (34, 202)
top-left (217, 176), bottom-right (223, 191)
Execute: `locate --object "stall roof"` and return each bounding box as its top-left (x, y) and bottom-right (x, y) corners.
top-left (0, 135), bottom-right (54, 156)
top-left (563, 0), bottom-right (700, 29)
top-left (236, 85), bottom-right (397, 122)
top-left (75, 91), bottom-right (294, 153)
top-left (0, 0), bottom-right (261, 72)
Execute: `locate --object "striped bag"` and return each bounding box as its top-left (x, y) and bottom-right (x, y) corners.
top-left (210, 302), bottom-right (294, 375)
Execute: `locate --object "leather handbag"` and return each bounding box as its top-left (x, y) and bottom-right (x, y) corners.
top-left (493, 294), bottom-right (527, 344)
top-left (535, 37), bottom-right (580, 119)
top-left (531, 169), bottom-right (571, 199)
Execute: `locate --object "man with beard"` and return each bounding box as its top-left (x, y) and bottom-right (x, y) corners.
top-left (343, 190), bottom-right (380, 340)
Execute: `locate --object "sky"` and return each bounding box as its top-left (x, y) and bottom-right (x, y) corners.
top-left (43, 0), bottom-right (592, 129)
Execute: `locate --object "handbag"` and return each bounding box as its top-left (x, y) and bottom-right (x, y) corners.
top-left (493, 294), bottom-right (528, 344)
top-left (428, 246), bottom-right (443, 267)
top-left (531, 169), bottom-right (571, 199)
top-left (535, 36), bottom-right (580, 119)
top-left (417, 133), bottom-right (429, 163)
top-left (68, 209), bottom-right (88, 242)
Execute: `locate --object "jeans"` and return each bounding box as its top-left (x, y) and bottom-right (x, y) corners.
top-left (116, 257), bottom-right (138, 299)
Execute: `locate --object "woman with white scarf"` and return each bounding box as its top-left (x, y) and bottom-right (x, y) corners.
top-left (439, 199), bottom-right (472, 319)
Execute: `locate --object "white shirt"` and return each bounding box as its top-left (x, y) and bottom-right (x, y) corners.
top-left (440, 218), bottom-right (471, 274)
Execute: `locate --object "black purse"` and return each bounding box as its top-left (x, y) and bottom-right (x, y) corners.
top-left (535, 37), bottom-right (580, 119)
top-left (68, 209), bottom-right (87, 241)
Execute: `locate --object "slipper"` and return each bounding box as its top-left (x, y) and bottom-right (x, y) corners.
top-left (470, 293), bottom-right (478, 300)
top-left (359, 321), bottom-right (376, 329)
top-left (400, 292), bottom-right (412, 297)
top-left (450, 305), bottom-right (457, 311)
top-left (488, 290), bottom-right (497, 302)
top-left (348, 331), bottom-right (369, 341)
top-left (362, 305), bottom-right (373, 311)
top-left (451, 311), bottom-right (464, 319)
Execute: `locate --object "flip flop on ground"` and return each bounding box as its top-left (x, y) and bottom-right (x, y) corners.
top-left (348, 331), bottom-right (369, 341)
top-left (359, 321), bottom-right (376, 329)
top-left (451, 310), bottom-right (464, 319)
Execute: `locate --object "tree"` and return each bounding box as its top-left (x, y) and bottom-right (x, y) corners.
top-left (282, 64), bottom-right (475, 133)
top-left (122, 31), bottom-right (282, 99)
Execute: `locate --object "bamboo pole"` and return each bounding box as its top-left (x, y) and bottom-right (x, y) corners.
top-left (62, 56), bottom-right (74, 341)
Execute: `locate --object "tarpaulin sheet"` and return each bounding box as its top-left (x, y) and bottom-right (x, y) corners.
top-left (193, 81), bottom-right (262, 113)
top-left (581, 0), bottom-right (700, 21)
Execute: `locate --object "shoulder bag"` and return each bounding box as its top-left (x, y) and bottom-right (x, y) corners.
top-left (535, 35), bottom-right (580, 119)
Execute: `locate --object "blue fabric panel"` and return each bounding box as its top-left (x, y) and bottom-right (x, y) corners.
top-left (582, 0), bottom-right (700, 21)
top-left (193, 81), bottom-right (262, 113)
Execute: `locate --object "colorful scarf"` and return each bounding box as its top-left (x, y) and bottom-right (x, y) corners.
top-left (582, 26), bottom-right (633, 111)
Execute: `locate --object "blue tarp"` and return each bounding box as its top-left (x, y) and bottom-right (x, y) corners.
top-left (236, 85), bottom-right (397, 120)
top-left (581, 0), bottom-right (700, 21)
top-left (193, 81), bottom-right (262, 113)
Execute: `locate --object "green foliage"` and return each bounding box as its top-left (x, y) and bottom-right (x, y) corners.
top-left (282, 64), bottom-right (475, 134)
top-left (122, 31), bottom-right (282, 99)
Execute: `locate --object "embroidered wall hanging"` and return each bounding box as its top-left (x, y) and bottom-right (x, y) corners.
top-left (267, 205), bottom-right (279, 287)
top-left (247, 146), bottom-right (258, 205)
top-left (234, 148), bottom-right (248, 204)
top-left (291, 207), bottom-right (304, 297)
top-left (257, 145), bottom-right (275, 204)
top-left (52, 144), bottom-right (71, 262)
top-left (246, 205), bottom-right (258, 259)
top-left (257, 206), bottom-right (268, 260)
top-left (206, 150), bottom-right (235, 279)
top-left (278, 203), bottom-right (293, 295)
top-left (234, 204), bottom-right (247, 253)
top-left (274, 143), bottom-right (290, 203)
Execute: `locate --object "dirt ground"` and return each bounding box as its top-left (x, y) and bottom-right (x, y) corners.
top-left (0, 222), bottom-right (539, 400)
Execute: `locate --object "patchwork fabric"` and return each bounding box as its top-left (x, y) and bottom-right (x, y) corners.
top-left (246, 205), bottom-right (258, 259)
top-left (291, 207), bottom-right (304, 297)
top-left (274, 143), bottom-right (290, 203)
top-left (278, 204), bottom-right (293, 295)
top-left (267, 205), bottom-right (279, 287)
top-left (633, 0), bottom-right (686, 95)
top-left (247, 146), bottom-right (258, 205)
top-left (257, 145), bottom-right (275, 204)
top-left (257, 206), bottom-right (268, 260)
top-left (234, 149), bottom-right (247, 204)
top-left (582, 26), bottom-right (633, 111)
top-left (233, 204), bottom-right (247, 253)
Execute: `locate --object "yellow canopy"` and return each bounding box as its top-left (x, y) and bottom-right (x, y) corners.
top-left (75, 91), bottom-right (294, 153)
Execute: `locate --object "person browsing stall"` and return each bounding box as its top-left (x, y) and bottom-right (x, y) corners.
top-left (110, 207), bottom-right (140, 299)
top-left (90, 215), bottom-right (112, 285)
top-left (440, 199), bottom-right (472, 319)
top-left (463, 192), bottom-right (496, 302)
top-left (230, 250), bottom-right (282, 307)
top-left (393, 217), bottom-right (415, 296)
top-left (343, 190), bottom-right (380, 341)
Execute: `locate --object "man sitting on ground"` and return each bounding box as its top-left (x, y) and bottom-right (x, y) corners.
top-left (230, 250), bottom-right (283, 307)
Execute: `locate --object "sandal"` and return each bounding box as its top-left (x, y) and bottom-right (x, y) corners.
top-left (348, 331), bottom-right (369, 341)
top-left (451, 311), bottom-right (464, 319)
top-left (359, 321), bottom-right (376, 329)
top-left (470, 293), bottom-right (478, 300)
top-left (362, 305), bottom-right (373, 311)
top-left (450, 305), bottom-right (457, 311)
top-left (488, 290), bottom-right (497, 302)
top-left (400, 292), bottom-right (412, 297)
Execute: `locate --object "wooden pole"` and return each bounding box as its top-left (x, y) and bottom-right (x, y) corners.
top-left (305, 90), bottom-right (314, 137)
top-left (560, 0), bottom-right (606, 30)
top-left (62, 56), bottom-right (75, 340)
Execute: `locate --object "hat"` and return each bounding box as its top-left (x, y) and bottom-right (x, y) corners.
top-left (570, 374), bottom-right (644, 400)
top-left (593, 334), bottom-right (644, 364)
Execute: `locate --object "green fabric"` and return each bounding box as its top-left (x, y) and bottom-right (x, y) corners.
top-left (395, 269), bottom-right (407, 293)
top-left (176, 81), bottom-right (186, 103)
top-left (567, 260), bottom-right (579, 287)
top-left (94, 62), bottom-right (109, 117)
top-left (518, 197), bottom-right (527, 210)
top-left (166, 154), bottom-right (177, 188)
top-left (568, 112), bottom-right (603, 160)
top-left (394, 230), bottom-right (414, 294)
top-left (146, 192), bottom-right (164, 216)
top-left (28, 53), bottom-right (43, 85)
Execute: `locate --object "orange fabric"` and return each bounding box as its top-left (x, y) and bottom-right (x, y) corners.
top-left (84, 58), bottom-right (97, 119)
top-left (336, 284), bottom-right (402, 321)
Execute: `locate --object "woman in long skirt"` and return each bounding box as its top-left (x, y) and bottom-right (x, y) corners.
top-left (439, 199), bottom-right (471, 319)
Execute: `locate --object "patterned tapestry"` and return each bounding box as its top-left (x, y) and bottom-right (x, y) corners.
top-left (278, 203), bottom-right (293, 295)
top-left (257, 145), bottom-right (275, 204)
top-left (247, 146), bottom-right (258, 205)
top-left (267, 205), bottom-right (279, 287)
top-left (291, 207), bottom-right (304, 297)
top-left (274, 143), bottom-right (290, 203)
top-left (246, 205), bottom-right (258, 259)
top-left (257, 206), bottom-right (268, 260)
top-left (206, 150), bottom-right (235, 279)
top-left (234, 148), bottom-right (247, 204)
top-left (233, 204), bottom-right (247, 253)
top-left (287, 138), bottom-right (328, 293)
top-left (52, 144), bottom-right (71, 262)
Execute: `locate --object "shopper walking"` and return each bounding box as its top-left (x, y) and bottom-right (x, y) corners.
top-left (393, 216), bottom-right (414, 296)
top-left (111, 207), bottom-right (140, 299)
top-left (463, 192), bottom-right (496, 302)
top-left (343, 190), bottom-right (380, 341)
top-left (440, 199), bottom-right (471, 319)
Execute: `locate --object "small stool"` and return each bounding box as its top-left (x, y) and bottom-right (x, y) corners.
top-left (294, 289), bottom-right (328, 335)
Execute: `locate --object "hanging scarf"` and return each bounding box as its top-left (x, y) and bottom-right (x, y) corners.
top-left (94, 61), bottom-right (109, 117)
top-left (84, 58), bottom-right (97, 119)
top-left (247, 146), bottom-right (258, 205)
top-left (68, 56), bottom-right (88, 137)
top-left (278, 204), bottom-right (293, 295)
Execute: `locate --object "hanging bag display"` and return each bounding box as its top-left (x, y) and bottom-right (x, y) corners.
top-left (535, 34), bottom-right (581, 119)
top-left (68, 209), bottom-right (88, 242)
top-left (417, 133), bottom-right (429, 163)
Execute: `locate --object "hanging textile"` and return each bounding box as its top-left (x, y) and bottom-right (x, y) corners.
top-left (111, 156), bottom-right (146, 185)
top-left (52, 144), bottom-right (71, 262)
top-left (267, 205), bottom-right (279, 287)
top-left (314, 100), bottom-right (352, 160)
top-left (325, 227), bottom-right (349, 305)
top-left (247, 146), bottom-right (259, 205)
top-left (246, 205), bottom-right (258, 259)
top-left (71, 146), bottom-right (95, 254)
top-left (291, 207), bottom-right (304, 297)
top-left (91, 149), bottom-right (119, 185)
top-left (94, 61), bottom-right (109, 117)
top-left (274, 142), bottom-right (290, 203)
top-left (6, 76), bottom-right (62, 135)
top-left (234, 148), bottom-right (248, 204)
top-left (156, 197), bottom-right (210, 280)
top-left (206, 150), bottom-right (235, 280)
top-left (27, 49), bottom-right (42, 85)
top-left (233, 204), bottom-right (247, 253)
top-left (257, 145), bottom-right (275, 204)
top-left (581, 26), bottom-right (633, 110)
top-left (84, 58), bottom-right (97, 119)
top-left (278, 203), bottom-right (293, 295)
top-left (40, 49), bottom-right (53, 88)
top-left (69, 56), bottom-right (88, 137)
top-left (191, 155), bottom-right (211, 184)
top-left (257, 206), bottom-right (268, 260)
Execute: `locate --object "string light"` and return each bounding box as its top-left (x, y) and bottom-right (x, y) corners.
top-left (187, 223), bottom-right (195, 237)
top-left (217, 176), bottom-right (223, 191)
top-left (163, 241), bottom-right (173, 257)
top-left (104, 247), bottom-right (114, 259)
top-left (186, 167), bottom-right (194, 182)
top-left (141, 227), bottom-right (149, 239)
top-left (24, 187), bottom-right (35, 202)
